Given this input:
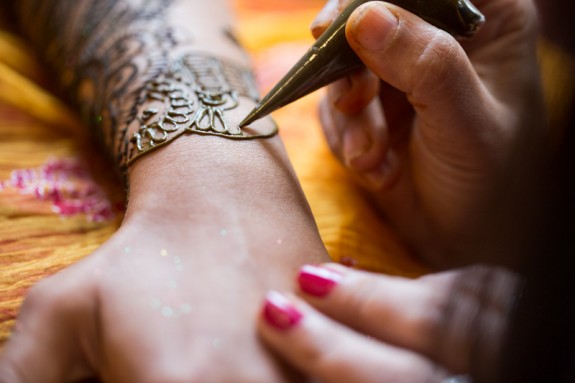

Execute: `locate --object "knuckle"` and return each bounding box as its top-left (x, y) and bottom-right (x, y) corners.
top-left (349, 272), bottom-right (455, 353)
top-left (21, 279), bottom-right (59, 312)
top-left (300, 333), bottom-right (343, 375)
top-left (279, 314), bottom-right (346, 376)
top-left (353, 275), bottom-right (392, 322)
top-left (21, 273), bottom-right (90, 318)
top-left (409, 30), bottom-right (464, 99)
top-left (506, 0), bottom-right (539, 37)
top-left (415, 290), bottom-right (451, 344)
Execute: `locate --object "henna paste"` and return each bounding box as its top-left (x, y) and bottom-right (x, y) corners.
top-left (16, 0), bottom-right (277, 173)
top-left (223, 27), bottom-right (243, 49)
top-left (128, 53), bottom-right (276, 166)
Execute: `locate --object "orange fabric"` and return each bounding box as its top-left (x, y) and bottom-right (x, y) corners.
top-left (1, 0), bottom-right (573, 348)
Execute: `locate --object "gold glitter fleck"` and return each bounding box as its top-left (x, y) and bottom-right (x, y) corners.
top-left (180, 303), bottom-right (192, 314)
top-left (150, 299), bottom-right (161, 309)
top-left (161, 306), bottom-right (174, 317)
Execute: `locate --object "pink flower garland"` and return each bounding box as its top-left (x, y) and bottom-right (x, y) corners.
top-left (0, 157), bottom-right (115, 222)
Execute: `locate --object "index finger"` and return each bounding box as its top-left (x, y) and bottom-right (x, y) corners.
top-left (296, 264), bottom-right (516, 373)
top-left (258, 291), bottom-right (449, 383)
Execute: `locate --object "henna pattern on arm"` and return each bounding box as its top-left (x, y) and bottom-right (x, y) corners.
top-left (128, 53), bottom-right (276, 166)
top-left (16, 0), bottom-right (276, 173)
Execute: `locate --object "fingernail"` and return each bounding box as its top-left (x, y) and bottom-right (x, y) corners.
top-left (364, 165), bottom-right (387, 189)
top-left (328, 77), bottom-right (352, 108)
top-left (350, 3), bottom-right (398, 52)
top-left (298, 265), bottom-right (343, 297)
top-left (362, 151), bottom-right (395, 189)
top-left (263, 291), bottom-right (303, 330)
top-left (342, 127), bottom-right (371, 168)
top-left (310, 0), bottom-right (339, 38)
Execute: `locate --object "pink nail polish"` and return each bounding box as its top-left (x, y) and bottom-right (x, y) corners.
top-left (263, 291), bottom-right (303, 330)
top-left (298, 265), bottom-right (342, 297)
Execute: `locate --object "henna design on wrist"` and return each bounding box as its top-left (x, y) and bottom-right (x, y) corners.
top-left (17, 0), bottom-right (176, 169)
top-left (17, 0), bottom-right (276, 174)
top-left (127, 54), bottom-right (277, 166)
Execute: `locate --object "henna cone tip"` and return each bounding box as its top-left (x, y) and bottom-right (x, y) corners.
top-left (238, 0), bottom-right (485, 129)
top-left (239, 107), bottom-right (261, 128)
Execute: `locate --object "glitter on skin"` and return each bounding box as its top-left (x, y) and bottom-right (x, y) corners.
top-left (124, 246), bottom-right (131, 253)
top-left (161, 306), bottom-right (174, 317)
top-left (160, 249), bottom-right (168, 257)
top-left (174, 255), bottom-right (183, 271)
top-left (276, 239), bottom-right (282, 245)
top-left (220, 229), bottom-right (227, 236)
top-left (180, 303), bottom-right (192, 314)
top-left (150, 299), bottom-right (162, 309)
top-left (167, 280), bottom-right (177, 289)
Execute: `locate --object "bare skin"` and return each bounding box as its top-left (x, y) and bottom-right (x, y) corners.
top-left (0, 1), bottom-right (329, 381)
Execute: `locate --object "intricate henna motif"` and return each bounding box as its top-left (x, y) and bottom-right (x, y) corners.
top-left (16, 0), bottom-right (276, 173)
top-left (127, 54), bottom-right (276, 166)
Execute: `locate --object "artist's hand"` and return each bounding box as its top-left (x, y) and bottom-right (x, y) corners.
top-left (257, 263), bottom-right (518, 382)
top-left (311, 0), bottom-right (544, 265)
top-left (0, 129), bottom-right (329, 382)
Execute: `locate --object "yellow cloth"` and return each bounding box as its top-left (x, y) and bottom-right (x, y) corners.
top-left (0, 0), bottom-right (573, 347)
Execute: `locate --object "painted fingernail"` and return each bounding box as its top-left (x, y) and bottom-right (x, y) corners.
top-left (298, 265), bottom-right (343, 297)
top-left (342, 127), bottom-right (371, 168)
top-left (350, 3), bottom-right (398, 52)
top-left (263, 291), bottom-right (303, 330)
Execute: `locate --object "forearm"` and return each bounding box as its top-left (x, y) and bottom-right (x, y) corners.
top-left (2, 4), bottom-right (325, 380)
top-left (15, 0), bottom-right (264, 162)
top-left (15, 1), bottom-right (308, 215)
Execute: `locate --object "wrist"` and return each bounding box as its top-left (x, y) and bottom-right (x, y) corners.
top-left (118, 133), bottom-right (328, 269)
top-left (124, 125), bottom-right (312, 223)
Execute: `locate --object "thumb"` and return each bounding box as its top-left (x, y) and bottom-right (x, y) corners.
top-left (345, 2), bottom-right (490, 136)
